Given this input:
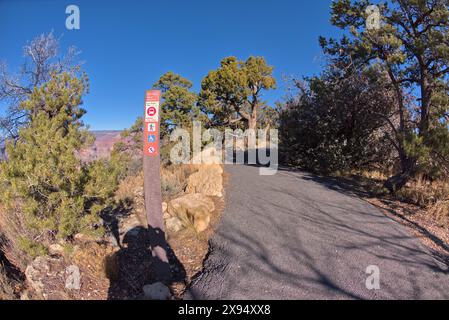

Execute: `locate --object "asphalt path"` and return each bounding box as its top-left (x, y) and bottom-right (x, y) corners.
top-left (186, 165), bottom-right (449, 300)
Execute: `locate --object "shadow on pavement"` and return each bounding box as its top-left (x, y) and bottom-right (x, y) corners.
top-left (188, 164), bottom-right (449, 299)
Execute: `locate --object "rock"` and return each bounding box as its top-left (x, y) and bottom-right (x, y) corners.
top-left (25, 256), bottom-right (65, 299)
top-left (165, 217), bottom-right (184, 233)
top-left (108, 234), bottom-right (120, 248)
top-left (163, 202), bottom-right (170, 219)
top-left (49, 244), bottom-right (64, 256)
top-left (194, 216), bottom-right (210, 234)
top-left (74, 233), bottom-right (101, 243)
top-left (134, 186), bottom-right (144, 198)
top-left (25, 256), bottom-right (50, 297)
top-left (65, 265), bottom-right (81, 290)
top-left (142, 282), bottom-right (171, 300)
top-left (167, 194), bottom-right (215, 233)
top-left (186, 165), bottom-right (223, 197)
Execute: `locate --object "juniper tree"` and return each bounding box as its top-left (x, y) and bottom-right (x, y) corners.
top-left (199, 56), bottom-right (276, 131)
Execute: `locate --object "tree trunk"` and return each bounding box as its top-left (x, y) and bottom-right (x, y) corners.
top-left (384, 154), bottom-right (416, 194)
top-left (248, 117), bottom-right (257, 130)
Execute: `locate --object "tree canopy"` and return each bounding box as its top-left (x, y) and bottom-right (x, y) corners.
top-left (0, 71), bottom-right (126, 260)
top-left (153, 71), bottom-right (202, 137)
top-left (199, 56), bottom-right (276, 130)
top-left (322, 0), bottom-right (449, 191)
top-left (0, 32), bottom-right (81, 142)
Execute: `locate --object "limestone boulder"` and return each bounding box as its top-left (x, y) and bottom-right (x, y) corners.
top-left (165, 216), bottom-right (184, 233)
top-left (48, 244), bottom-right (64, 256)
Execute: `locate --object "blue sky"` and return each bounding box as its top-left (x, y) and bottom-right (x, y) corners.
top-left (0, 0), bottom-right (342, 130)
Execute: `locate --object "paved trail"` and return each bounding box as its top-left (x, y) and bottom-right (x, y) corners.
top-left (186, 165), bottom-right (449, 300)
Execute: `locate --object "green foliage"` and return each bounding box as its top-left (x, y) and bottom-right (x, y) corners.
top-left (153, 72), bottom-right (203, 137)
top-left (0, 32), bottom-right (82, 141)
top-left (315, 0), bottom-right (449, 188)
top-left (17, 237), bottom-right (47, 259)
top-left (119, 116), bottom-right (144, 152)
top-left (114, 117), bottom-right (144, 175)
top-left (280, 66), bottom-right (396, 174)
top-left (0, 72), bottom-right (123, 258)
top-left (199, 56), bottom-right (276, 130)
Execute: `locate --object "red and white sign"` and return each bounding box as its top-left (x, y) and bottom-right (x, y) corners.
top-left (145, 102), bottom-right (159, 122)
top-left (144, 90), bottom-right (161, 157)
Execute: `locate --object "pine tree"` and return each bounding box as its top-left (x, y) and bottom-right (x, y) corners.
top-left (0, 72), bottom-right (124, 259)
top-left (152, 72), bottom-right (201, 138)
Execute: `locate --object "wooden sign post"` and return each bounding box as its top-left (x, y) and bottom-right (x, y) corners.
top-left (143, 90), bottom-right (171, 282)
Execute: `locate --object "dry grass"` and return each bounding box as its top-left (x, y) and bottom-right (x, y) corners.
top-left (338, 169), bottom-right (449, 258)
top-left (161, 164), bottom-right (198, 201)
top-left (397, 176), bottom-right (449, 206)
top-left (428, 199), bottom-right (449, 227)
top-left (115, 172), bottom-right (144, 203)
top-left (0, 203), bottom-right (36, 271)
top-left (358, 170), bottom-right (389, 181)
top-left (115, 165), bottom-right (198, 203)
top-left (168, 195), bottom-right (225, 298)
top-left (342, 170), bottom-right (449, 215)
top-left (71, 242), bottom-right (119, 281)
top-left (337, 169), bottom-right (449, 226)
top-left (108, 163), bottom-right (222, 299)
top-left (393, 176), bottom-right (449, 226)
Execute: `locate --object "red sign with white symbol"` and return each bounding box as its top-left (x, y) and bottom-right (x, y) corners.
top-left (147, 106), bottom-right (157, 117)
top-left (144, 90), bottom-right (160, 157)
